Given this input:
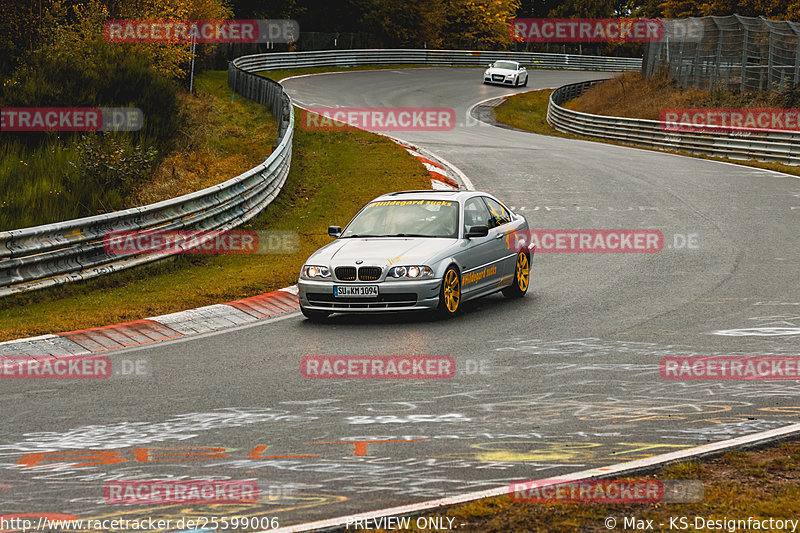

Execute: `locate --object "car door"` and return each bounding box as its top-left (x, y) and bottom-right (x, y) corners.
top-left (481, 196), bottom-right (518, 287)
top-left (458, 197), bottom-right (502, 295)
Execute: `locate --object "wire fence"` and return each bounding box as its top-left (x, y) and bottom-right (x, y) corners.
top-left (644, 15), bottom-right (800, 92)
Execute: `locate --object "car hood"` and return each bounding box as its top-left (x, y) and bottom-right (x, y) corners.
top-left (487, 67), bottom-right (518, 75)
top-left (308, 238), bottom-right (455, 267)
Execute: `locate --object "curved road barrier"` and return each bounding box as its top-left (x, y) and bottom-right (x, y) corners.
top-left (0, 73), bottom-right (293, 298)
top-left (547, 79), bottom-right (800, 164)
top-left (0, 49), bottom-right (638, 298)
top-left (232, 48), bottom-right (641, 72)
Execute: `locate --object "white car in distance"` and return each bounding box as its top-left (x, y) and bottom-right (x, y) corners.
top-left (483, 60), bottom-right (528, 87)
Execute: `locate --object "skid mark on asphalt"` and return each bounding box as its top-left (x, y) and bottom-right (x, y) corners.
top-left (3, 336), bottom-right (800, 524)
top-left (713, 313), bottom-right (800, 336)
top-left (455, 441), bottom-right (693, 463)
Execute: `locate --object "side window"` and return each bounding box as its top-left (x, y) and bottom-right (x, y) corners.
top-left (463, 198), bottom-right (491, 235)
top-left (482, 197), bottom-right (512, 228)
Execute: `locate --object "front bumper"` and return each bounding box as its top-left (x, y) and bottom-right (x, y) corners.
top-left (298, 278), bottom-right (442, 313)
top-left (484, 76), bottom-right (516, 85)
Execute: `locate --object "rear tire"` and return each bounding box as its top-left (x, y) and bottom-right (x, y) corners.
top-left (436, 266), bottom-right (461, 318)
top-left (301, 306), bottom-right (330, 322)
top-left (502, 252), bottom-right (530, 298)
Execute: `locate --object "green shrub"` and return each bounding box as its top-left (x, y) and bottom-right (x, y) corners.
top-left (0, 134), bottom-right (156, 231)
top-left (67, 133), bottom-right (157, 211)
top-left (1, 39), bottom-right (180, 147)
top-left (0, 139), bottom-right (80, 230)
top-left (0, 38), bottom-right (177, 230)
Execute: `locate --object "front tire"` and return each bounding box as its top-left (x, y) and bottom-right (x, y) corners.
top-left (436, 266), bottom-right (461, 318)
top-left (502, 252), bottom-right (530, 298)
top-left (522, 75), bottom-right (528, 87)
top-left (301, 306), bottom-right (330, 322)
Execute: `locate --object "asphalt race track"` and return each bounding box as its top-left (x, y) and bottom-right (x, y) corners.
top-left (1, 68), bottom-right (799, 530)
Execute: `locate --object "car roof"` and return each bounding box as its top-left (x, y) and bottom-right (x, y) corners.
top-left (373, 190), bottom-right (487, 203)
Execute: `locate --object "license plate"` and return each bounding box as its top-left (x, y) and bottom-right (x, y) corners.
top-left (334, 285), bottom-right (379, 298)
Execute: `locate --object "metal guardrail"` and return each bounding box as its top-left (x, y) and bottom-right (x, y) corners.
top-left (0, 49), bottom-right (639, 297)
top-left (0, 68), bottom-right (293, 297)
top-left (547, 79), bottom-right (800, 165)
top-left (232, 48), bottom-right (641, 72)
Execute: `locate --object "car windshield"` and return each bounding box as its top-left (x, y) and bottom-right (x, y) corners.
top-left (492, 61), bottom-right (518, 70)
top-left (341, 199), bottom-right (459, 238)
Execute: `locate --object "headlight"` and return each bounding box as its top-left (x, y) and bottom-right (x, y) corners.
top-left (388, 265), bottom-right (433, 279)
top-left (302, 265), bottom-right (331, 278)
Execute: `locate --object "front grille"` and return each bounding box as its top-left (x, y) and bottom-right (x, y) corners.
top-left (358, 266), bottom-right (382, 281)
top-left (492, 74), bottom-right (505, 82)
top-left (307, 293), bottom-right (418, 309)
top-left (335, 266), bottom-right (356, 281)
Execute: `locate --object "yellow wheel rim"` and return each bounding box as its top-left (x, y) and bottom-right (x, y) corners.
top-left (443, 270), bottom-right (460, 313)
top-left (516, 253), bottom-right (529, 292)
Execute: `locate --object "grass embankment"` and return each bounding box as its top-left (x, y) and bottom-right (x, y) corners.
top-left (0, 71), bottom-right (277, 230)
top-left (363, 437), bottom-right (800, 532)
top-left (493, 88), bottom-right (567, 138)
top-left (0, 70), bottom-right (430, 341)
top-left (494, 71), bottom-right (800, 177)
top-left (130, 71), bottom-right (279, 206)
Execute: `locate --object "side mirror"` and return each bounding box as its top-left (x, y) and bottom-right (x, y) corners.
top-left (328, 226), bottom-right (342, 237)
top-left (466, 225), bottom-right (489, 238)
top-left (488, 63), bottom-right (493, 68)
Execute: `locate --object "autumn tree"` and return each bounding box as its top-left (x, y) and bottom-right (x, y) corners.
top-left (360, 0), bottom-right (445, 48)
top-left (0, 0), bottom-right (232, 81)
top-left (441, 0), bottom-right (521, 50)
top-left (115, 0), bottom-right (233, 80)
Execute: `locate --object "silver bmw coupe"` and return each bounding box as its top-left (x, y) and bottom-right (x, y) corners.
top-left (297, 190), bottom-right (534, 321)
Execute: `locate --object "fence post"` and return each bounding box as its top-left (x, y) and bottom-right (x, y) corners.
top-left (793, 22), bottom-right (800, 86)
top-left (713, 18), bottom-right (724, 89)
top-left (766, 18), bottom-right (775, 89)
top-left (693, 37), bottom-right (702, 86)
top-left (741, 23), bottom-right (748, 91)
